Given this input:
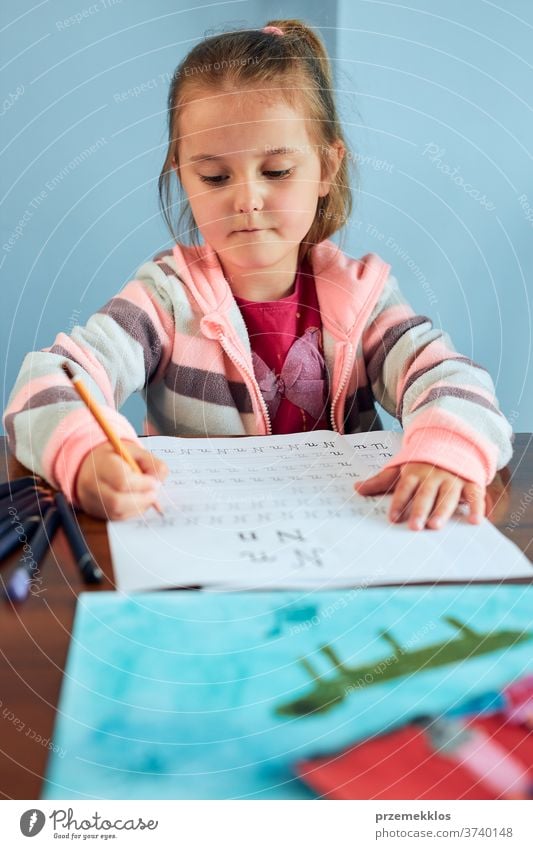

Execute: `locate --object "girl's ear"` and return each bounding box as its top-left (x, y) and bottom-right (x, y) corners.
top-left (318, 140), bottom-right (345, 197)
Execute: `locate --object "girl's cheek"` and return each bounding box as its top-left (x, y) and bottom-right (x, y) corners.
top-left (273, 193), bottom-right (302, 215)
top-left (191, 199), bottom-right (217, 228)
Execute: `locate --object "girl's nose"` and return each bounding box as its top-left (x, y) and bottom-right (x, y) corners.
top-left (233, 180), bottom-right (264, 214)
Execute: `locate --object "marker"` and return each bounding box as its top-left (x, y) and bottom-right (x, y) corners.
top-left (0, 514), bottom-right (44, 562)
top-left (0, 494), bottom-right (54, 537)
top-left (5, 505), bottom-right (60, 602)
top-left (0, 485), bottom-right (53, 515)
top-left (54, 492), bottom-right (103, 584)
top-left (0, 483), bottom-right (46, 509)
top-left (0, 475), bottom-right (42, 500)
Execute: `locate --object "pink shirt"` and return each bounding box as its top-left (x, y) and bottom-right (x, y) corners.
top-left (234, 256), bottom-right (331, 434)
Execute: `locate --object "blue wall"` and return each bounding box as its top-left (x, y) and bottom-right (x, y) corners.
top-left (2, 1), bottom-right (531, 434)
top-left (336, 0), bottom-right (533, 430)
top-left (0, 0), bottom-right (335, 432)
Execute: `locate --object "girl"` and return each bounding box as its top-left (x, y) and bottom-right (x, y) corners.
top-left (3, 20), bottom-right (513, 530)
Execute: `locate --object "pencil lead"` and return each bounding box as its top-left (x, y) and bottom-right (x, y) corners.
top-left (61, 361), bottom-right (75, 381)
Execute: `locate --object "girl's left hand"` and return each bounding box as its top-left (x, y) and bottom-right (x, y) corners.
top-left (354, 462), bottom-right (486, 530)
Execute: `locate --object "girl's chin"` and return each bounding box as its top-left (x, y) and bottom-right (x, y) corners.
top-left (226, 241), bottom-right (284, 260)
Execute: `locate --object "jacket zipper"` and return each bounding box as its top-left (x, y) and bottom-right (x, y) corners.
top-left (217, 330), bottom-right (273, 436)
top-left (330, 342), bottom-right (354, 433)
top-left (218, 326), bottom-right (352, 438)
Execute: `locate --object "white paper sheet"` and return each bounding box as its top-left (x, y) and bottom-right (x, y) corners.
top-left (107, 430), bottom-right (533, 592)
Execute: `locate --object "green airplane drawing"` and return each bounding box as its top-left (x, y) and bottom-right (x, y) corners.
top-left (275, 616), bottom-right (532, 718)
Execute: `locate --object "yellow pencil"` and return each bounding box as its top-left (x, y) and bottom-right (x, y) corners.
top-left (61, 362), bottom-right (164, 517)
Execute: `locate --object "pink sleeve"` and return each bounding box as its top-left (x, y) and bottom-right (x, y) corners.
top-left (362, 273), bottom-right (513, 486)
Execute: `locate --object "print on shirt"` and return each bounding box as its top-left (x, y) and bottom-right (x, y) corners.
top-left (251, 327), bottom-right (327, 421)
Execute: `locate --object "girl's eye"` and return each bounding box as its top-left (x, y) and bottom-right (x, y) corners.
top-left (199, 168), bottom-right (293, 185)
top-left (264, 169), bottom-right (293, 179)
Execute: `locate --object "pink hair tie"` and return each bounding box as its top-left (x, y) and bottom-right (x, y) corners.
top-left (262, 25), bottom-right (283, 36)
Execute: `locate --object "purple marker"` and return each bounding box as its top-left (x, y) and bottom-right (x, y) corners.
top-left (5, 506), bottom-right (60, 603)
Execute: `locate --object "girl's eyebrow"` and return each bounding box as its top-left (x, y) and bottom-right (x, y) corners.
top-left (188, 146), bottom-right (301, 163)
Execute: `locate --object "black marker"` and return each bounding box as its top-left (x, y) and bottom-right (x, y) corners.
top-left (0, 494), bottom-right (54, 537)
top-left (54, 492), bottom-right (103, 584)
top-left (0, 513), bottom-right (45, 562)
top-left (0, 475), bottom-right (42, 500)
top-left (0, 485), bottom-right (52, 515)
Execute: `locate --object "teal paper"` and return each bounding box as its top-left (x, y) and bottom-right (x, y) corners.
top-left (42, 586), bottom-right (533, 799)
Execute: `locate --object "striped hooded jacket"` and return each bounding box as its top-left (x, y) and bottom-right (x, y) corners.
top-left (3, 238), bottom-right (513, 506)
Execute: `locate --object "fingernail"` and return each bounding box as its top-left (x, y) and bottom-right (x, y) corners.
top-left (413, 518), bottom-right (423, 530)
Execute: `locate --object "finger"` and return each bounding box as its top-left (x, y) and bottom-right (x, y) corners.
top-left (81, 480), bottom-right (157, 521)
top-left (104, 484), bottom-right (159, 521)
top-left (406, 482), bottom-right (442, 530)
top-left (355, 467), bottom-right (400, 495)
top-left (426, 480), bottom-right (463, 529)
top-left (484, 488), bottom-right (497, 520)
top-left (389, 474), bottom-right (420, 523)
top-left (101, 454), bottom-right (160, 495)
top-left (154, 458), bottom-right (169, 479)
top-left (126, 444), bottom-right (169, 481)
top-left (463, 482), bottom-right (485, 524)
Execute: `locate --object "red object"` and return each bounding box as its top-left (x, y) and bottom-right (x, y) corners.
top-left (297, 714), bottom-right (533, 800)
top-left (504, 675), bottom-right (533, 727)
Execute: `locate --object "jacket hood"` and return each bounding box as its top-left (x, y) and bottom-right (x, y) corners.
top-left (171, 238), bottom-right (390, 344)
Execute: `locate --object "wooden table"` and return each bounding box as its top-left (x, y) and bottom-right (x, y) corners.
top-left (1, 434), bottom-right (532, 799)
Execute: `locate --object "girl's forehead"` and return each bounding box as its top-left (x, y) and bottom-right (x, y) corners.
top-left (178, 88), bottom-right (312, 145)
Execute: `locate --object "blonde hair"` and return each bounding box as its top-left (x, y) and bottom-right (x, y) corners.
top-left (158, 19), bottom-right (355, 266)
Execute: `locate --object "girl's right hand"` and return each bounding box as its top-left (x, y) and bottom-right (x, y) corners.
top-left (73, 441), bottom-right (169, 520)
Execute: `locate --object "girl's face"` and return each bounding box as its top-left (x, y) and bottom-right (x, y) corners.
top-left (175, 88), bottom-right (342, 279)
